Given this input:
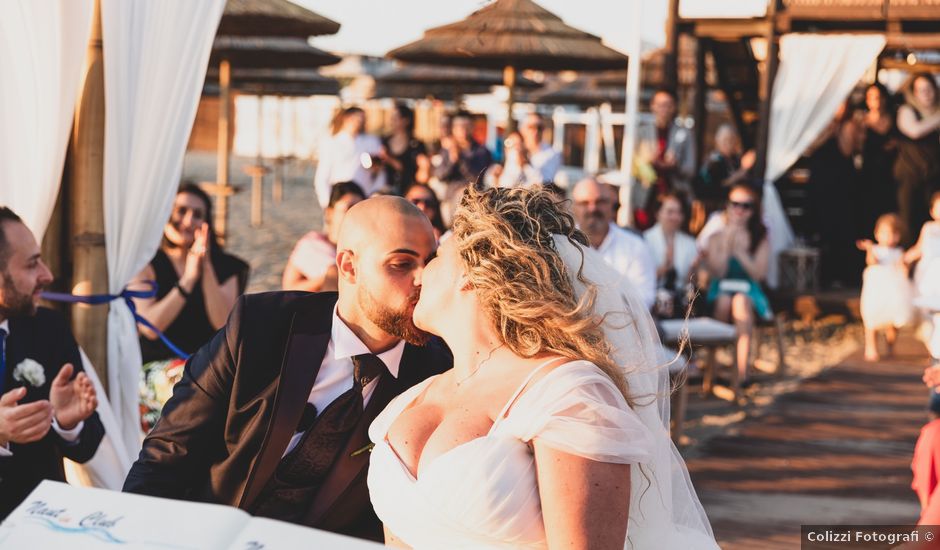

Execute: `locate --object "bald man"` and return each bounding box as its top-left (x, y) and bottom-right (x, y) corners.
top-left (124, 197), bottom-right (451, 542)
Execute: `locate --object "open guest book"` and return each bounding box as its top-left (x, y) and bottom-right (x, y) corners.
top-left (0, 481), bottom-right (382, 549)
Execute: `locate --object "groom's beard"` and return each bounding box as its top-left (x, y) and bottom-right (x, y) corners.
top-left (358, 286), bottom-right (431, 346)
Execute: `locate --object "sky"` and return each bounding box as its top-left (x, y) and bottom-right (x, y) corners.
top-left (296, 0), bottom-right (668, 57)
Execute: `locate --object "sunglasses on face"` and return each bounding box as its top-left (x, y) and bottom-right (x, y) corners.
top-left (728, 200), bottom-right (754, 211)
top-left (410, 198), bottom-right (434, 206)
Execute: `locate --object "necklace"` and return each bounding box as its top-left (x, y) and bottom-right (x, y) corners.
top-left (455, 343), bottom-right (505, 386)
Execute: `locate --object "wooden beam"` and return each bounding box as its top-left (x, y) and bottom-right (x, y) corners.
top-left (693, 38), bottom-right (709, 169)
top-left (753, 0), bottom-right (780, 180)
top-left (664, 0), bottom-right (680, 90)
top-left (69, 0), bottom-right (109, 389)
top-left (692, 20), bottom-right (773, 40)
top-left (879, 57), bottom-right (940, 72)
top-left (886, 33), bottom-right (940, 49)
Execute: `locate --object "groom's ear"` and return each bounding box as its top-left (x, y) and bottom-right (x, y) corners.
top-left (336, 249), bottom-right (357, 284)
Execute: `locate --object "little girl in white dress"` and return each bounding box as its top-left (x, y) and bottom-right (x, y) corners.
top-left (905, 192), bottom-right (940, 361)
top-left (858, 213), bottom-right (912, 361)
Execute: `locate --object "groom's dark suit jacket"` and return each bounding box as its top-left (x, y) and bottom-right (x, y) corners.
top-left (123, 291), bottom-right (451, 540)
top-left (0, 308), bottom-right (105, 519)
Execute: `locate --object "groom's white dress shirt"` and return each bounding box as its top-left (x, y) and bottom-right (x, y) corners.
top-left (282, 306), bottom-right (404, 456)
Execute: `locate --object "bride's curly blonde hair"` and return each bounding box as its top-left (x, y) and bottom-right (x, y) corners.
top-left (452, 185), bottom-right (629, 399)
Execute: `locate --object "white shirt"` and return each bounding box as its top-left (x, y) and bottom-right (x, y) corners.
top-left (596, 223), bottom-right (658, 310)
top-left (0, 318), bottom-right (83, 457)
top-left (644, 224), bottom-right (699, 288)
top-left (283, 306), bottom-right (405, 456)
top-left (313, 131), bottom-right (387, 208)
top-left (528, 143), bottom-right (562, 183)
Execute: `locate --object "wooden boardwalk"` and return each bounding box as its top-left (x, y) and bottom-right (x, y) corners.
top-left (685, 331), bottom-right (931, 549)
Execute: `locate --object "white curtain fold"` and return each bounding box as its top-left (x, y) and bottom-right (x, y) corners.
top-left (762, 33), bottom-right (886, 286)
top-left (0, 0), bottom-right (93, 238)
top-left (64, 349), bottom-right (132, 490)
top-left (101, 0), bottom-right (225, 462)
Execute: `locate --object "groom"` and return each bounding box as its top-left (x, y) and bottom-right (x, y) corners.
top-left (124, 196), bottom-right (451, 541)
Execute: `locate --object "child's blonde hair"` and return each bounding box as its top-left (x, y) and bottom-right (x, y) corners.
top-left (875, 213), bottom-right (903, 237)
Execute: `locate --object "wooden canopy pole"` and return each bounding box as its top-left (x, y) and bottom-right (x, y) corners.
top-left (214, 58), bottom-right (232, 246)
top-left (664, 0), bottom-right (681, 91)
top-left (692, 37), bottom-right (709, 169)
top-left (70, 0), bottom-right (109, 389)
top-left (753, 0), bottom-right (781, 180)
top-left (504, 65), bottom-right (517, 134)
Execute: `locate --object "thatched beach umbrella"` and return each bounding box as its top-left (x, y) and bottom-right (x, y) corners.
top-left (387, 0), bottom-right (626, 131)
top-left (525, 71), bottom-right (627, 107)
top-left (374, 63), bottom-right (540, 102)
top-left (206, 67), bottom-right (341, 95)
top-left (219, 0), bottom-right (339, 37)
top-left (209, 31), bottom-right (340, 240)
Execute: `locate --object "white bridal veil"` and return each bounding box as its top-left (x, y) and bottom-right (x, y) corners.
top-left (552, 234), bottom-right (719, 550)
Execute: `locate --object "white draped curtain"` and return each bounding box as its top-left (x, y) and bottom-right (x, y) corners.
top-left (101, 0), bottom-right (225, 464)
top-left (762, 33), bottom-right (886, 286)
top-left (0, 1), bottom-right (92, 237)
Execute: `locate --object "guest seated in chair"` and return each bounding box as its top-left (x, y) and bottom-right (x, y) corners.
top-left (283, 181), bottom-right (366, 292)
top-left (0, 207), bottom-right (103, 518)
top-left (131, 184), bottom-right (249, 430)
top-left (644, 191), bottom-right (699, 318)
top-left (703, 184), bottom-right (771, 389)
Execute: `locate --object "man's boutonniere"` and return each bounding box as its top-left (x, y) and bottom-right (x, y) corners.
top-left (13, 358), bottom-right (46, 388)
top-left (350, 443), bottom-right (374, 457)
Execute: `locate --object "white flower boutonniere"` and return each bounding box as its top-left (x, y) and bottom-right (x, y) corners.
top-left (13, 358), bottom-right (46, 388)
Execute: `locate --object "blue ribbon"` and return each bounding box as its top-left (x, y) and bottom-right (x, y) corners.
top-left (41, 281), bottom-right (191, 361)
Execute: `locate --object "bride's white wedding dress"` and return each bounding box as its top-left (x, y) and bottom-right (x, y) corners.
top-left (367, 236), bottom-right (719, 549)
top-left (369, 360), bottom-right (652, 549)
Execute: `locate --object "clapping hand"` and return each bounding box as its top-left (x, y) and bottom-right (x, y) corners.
top-left (0, 387), bottom-right (53, 446)
top-left (181, 222), bottom-right (209, 291)
top-left (924, 365), bottom-right (940, 391)
top-left (856, 239), bottom-right (874, 252)
top-left (49, 363), bottom-right (98, 430)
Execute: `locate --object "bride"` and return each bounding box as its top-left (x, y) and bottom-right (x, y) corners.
top-left (367, 186), bottom-right (718, 549)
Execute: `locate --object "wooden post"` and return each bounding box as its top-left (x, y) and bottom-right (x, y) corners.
top-left (249, 97), bottom-right (265, 227)
top-left (272, 96), bottom-right (283, 204)
top-left (214, 58), bottom-right (232, 246)
top-left (70, 0), bottom-right (109, 390)
top-left (664, 0), bottom-right (681, 91)
top-left (692, 37), bottom-right (709, 169)
top-left (753, 0), bottom-right (780, 180)
top-left (503, 65), bottom-right (517, 134)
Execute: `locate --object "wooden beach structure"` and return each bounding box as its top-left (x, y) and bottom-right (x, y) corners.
top-left (666, 0), bottom-right (940, 178)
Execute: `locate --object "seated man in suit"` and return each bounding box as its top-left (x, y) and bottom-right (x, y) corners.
top-left (0, 206), bottom-right (104, 518)
top-left (124, 196), bottom-right (453, 542)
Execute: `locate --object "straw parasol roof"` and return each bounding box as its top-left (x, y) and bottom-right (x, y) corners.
top-left (387, 0), bottom-right (626, 71)
top-left (204, 80), bottom-right (338, 97)
top-left (205, 68), bottom-right (340, 96)
top-left (374, 64), bottom-right (541, 88)
top-left (372, 82), bottom-right (495, 101)
top-left (218, 0), bottom-right (340, 38)
top-left (524, 73), bottom-right (626, 107)
top-left (210, 36), bottom-right (341, 69)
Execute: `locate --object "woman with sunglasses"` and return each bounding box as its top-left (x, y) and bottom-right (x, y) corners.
top-left (405, 183), bottom-right (446, 242)
top-left (703, 184), bottom-right (771, 391)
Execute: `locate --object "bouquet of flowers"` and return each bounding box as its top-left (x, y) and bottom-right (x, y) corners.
top-left (139, 358), bottom-right (186, 433)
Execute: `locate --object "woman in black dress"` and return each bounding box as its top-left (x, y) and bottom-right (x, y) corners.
top-left (861, 82), bottom-right (898, 237)
top-left (132, 183), bottom-right (248, 363)
top-left (381, 103), bottom-right (429, 195)
top-left (894, 73), bottom-right (940, 245)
